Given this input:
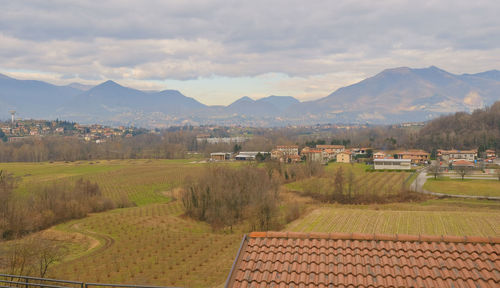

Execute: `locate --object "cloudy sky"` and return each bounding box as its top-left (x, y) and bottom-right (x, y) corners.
top-left (1, 0), bottom-right (499, 105)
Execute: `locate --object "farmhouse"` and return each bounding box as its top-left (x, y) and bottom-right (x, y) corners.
top-left (210, 152), bottom-right (232, 161)
top-left (336, 151), bottom-right (352, 163)
top-left (373, 158), bottom-right (411, 170)
top-left (225, 232), bottom-right (500, 287)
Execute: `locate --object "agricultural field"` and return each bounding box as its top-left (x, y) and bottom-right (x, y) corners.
top-left (45, 201), bottom-right (243, 287)
top-left (287, 163), bottom-right (412, 198)
top-left (1, 160), bottom-right (500, 287)
top-left (424, 177), bottom-right (500, 197)
top-left (0, 159), bottom-right (205, 205)
top-left (286, 203), bottom-right (500, 236)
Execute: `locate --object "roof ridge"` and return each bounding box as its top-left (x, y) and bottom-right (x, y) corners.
top-left (248, 231), bottom-right (500, 244)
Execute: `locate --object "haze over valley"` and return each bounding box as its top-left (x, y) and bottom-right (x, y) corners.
top-left (1, 66), bottom-right (498, 127)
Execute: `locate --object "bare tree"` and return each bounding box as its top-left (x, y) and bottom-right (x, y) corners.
top-left (347, 168), bottom-right (355, 202)
top-left (333, 167), bottom-right (344, 202)
top-left (0, 170), bottom-right (16, 236)
top-left (6, 239), bottom-right (64, 278)
top-left (36, 240), bottom-right (64, 278)
top-left (429, 161), bottom-right (442, 179)
top-left (455, 166), bottom-right (472, 180)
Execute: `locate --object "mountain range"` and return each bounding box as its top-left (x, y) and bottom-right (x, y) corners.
top-left (1, 66), bottom-right (499, 127)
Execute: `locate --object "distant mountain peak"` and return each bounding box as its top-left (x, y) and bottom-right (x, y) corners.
top-left (99, 80), bottom-right (120, 87)
top-left (239, 96), bottom-right (254, 101)
top-left (0, 73), bottom-right (13, 80)
top-left (230, 96), bottom-right (255, 105)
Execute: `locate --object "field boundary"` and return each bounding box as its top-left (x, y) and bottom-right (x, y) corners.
top-left (413, 170), bottom-right (500, 200)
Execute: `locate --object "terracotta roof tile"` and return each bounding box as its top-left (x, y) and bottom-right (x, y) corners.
top-left (225, 232), bottom-right (500, 287)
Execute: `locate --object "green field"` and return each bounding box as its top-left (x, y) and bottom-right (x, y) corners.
top-left (424, 177), bottom-right (500, 197)
top-left (1, 160), bottom-right (499, 287)
top-left (0, 159), bottom-right (204, 205)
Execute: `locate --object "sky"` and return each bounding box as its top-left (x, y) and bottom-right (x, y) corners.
top-left (0, 0), bottom-right (499, 105)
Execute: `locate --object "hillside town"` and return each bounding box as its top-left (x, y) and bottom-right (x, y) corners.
top-left (0, 119), bottom-right (144, 143)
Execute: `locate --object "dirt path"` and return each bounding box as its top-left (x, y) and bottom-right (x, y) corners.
top-left (56, 223), bottom-right (115, 266)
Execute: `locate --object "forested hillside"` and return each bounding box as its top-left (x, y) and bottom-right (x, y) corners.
top-left (417, 101), bottom-right (500, 151)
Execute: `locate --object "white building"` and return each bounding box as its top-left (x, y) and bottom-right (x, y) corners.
top-left (235, 152), bottom-right (270, 161)
top-left (373, 159), bottom-right (411, 170)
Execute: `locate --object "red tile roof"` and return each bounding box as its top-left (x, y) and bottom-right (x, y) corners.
top-left (225, 232), bottom-right (500, 288)
top-left (453, 160), bottom-right (475, 166)
top-left (316, 145), bottom-right (345, 149)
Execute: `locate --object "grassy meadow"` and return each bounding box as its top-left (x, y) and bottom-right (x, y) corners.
top-left (424, 177), bottom-right (500, 197)
top-left (0, 159), bottom-right (204, 205)
top-left (0, 160), bottom-right (499, 287)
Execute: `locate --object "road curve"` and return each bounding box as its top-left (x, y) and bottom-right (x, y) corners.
top-left (410, 170), bottom-right (500, 201)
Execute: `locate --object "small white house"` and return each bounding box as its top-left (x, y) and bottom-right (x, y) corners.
top-left (373, 159), bottom-right (411, 170)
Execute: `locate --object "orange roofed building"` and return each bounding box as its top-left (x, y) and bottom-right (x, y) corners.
top-left (225, 231), bottom-right (500, 287)
top-left (301, 148), bottom-right (324, 162)
top-left (316, 145), bottom-right (345, 160)
top-left (336, 151), bottom-right (352, 163)
top-left (394, 149), bottom-right (430, 164)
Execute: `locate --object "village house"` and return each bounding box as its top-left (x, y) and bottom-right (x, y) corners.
top-left (438, 149), bottom-right (477, 162)
top-left (316, 144), bottom-right (345, 160)
top-left (336, 151), bottom-right (352, 163)
top-left (485, 149), bottom-right (497, 158)
top-left (316, 144), bottom-right (344, 152)
top-left (394, 149), bottom-right (430, 164)
top-left (301, 148), bottom-right (324, 162)
top-left (451, 159), bottom-right (475, 168)
top-left (271, 145), bottom-right (300, 163)
top-left (275, 145), bottom-right (299, 156)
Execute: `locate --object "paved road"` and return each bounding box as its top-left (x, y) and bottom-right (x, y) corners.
top-left (410, 169), bottom-right (500, 200)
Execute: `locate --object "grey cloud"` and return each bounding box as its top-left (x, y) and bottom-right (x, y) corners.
top-left (0, 0), bottom-right (499, 82)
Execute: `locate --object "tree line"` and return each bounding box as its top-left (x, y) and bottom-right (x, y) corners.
top-left (0, 101), bottom-right (498, 163)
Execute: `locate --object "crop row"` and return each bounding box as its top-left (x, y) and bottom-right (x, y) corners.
top-left (286, 207), bottom-right (500, 237)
